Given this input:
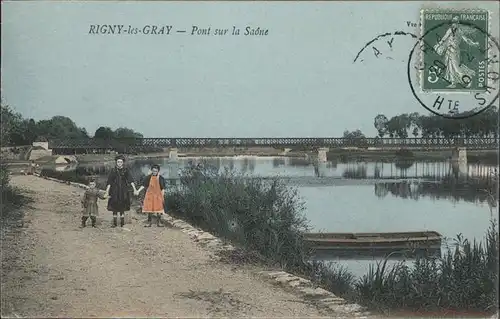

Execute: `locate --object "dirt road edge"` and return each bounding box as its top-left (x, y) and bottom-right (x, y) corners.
top-left (32, 173), bottom-right (372, 318)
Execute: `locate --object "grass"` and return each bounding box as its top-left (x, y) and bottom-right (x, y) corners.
top-left (354, 222), bottom-right (498, 314)
top-left (165, 162), bottom-right (499, 316)
top-left (38, 168), bottom-right (90, 185)
top-left (165, 164), bottom-right (311, 270)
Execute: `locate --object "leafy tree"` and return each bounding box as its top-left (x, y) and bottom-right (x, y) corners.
top-left (386, 116), bottom-right (401, 138)
top-left (394, 114), bottom-right (411, 138)
top-left (24, 119), bottom-right (38, 143)
top-left (36, 116), bottom-right (88, 140)
top-left (343, 129), bottom-right (367, 147)
top-left (114, 127), bottom-right (143, 139)
top-left (420, 114), bottom-right (441, 137)
top-left (1, 103), bottom-right (25, 145)
top-left (374, 107), bottom-right (498, 140)
top-left (374, 114), bottom-right (389, 138)
top-left (93, 126), bottom-right (143, 143)
top-left (343, 129), bottom-right (365, 139)
top-left (1, 101), bottom-right (146, 149)
top-left (409, 112), bottom-right (421, 137)
top-left (412, 127), bottom-right (419, 137)
top-left (112, 127), bottom-right (144, 152)
top-left (94, 126), bottom-right (115, 139)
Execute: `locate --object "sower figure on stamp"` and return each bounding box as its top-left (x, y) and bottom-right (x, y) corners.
top-left (433, 16), bottom-right (480, 88)
top-left (135, 164), bottom-right (166, 227)
top-left (105, 155), bottom-right (136, 227)
top-left (81, 178), bottom-right (106, 228)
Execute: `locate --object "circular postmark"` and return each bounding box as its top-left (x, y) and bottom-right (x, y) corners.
top-left (407, 16), bottom-right (500, 119)
top-left (353, 30), bottom-right (418, 64)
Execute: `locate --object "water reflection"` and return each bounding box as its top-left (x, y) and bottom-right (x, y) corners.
top-left (375, 177), bottom-right (498, 205)
top-left (273, 157), bottom-right (286, 167)
top-left (394, 159), bottom-right (415, 170)
top-left (41, 157), bottom-right (498, 205)
top-left (242, 157), bottom-right (256, 173)
top-left (310, 247), bottom-right (441, 260)
top-left (289, 157), bottom-right (310, 167)
top-left (342, 165), bottom-right (367, 179)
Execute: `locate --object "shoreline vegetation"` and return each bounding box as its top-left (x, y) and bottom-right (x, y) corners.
top-left (3, 148), bottom-right (499, 168)
top-left (164, 163), bottom-right (499, 316)
top-left (0, 161), bottom-right (33, 294)
top-left (0, 161), bottom-right (32, 227)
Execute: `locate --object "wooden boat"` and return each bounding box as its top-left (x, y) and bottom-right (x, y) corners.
top-left (304, 231), bottom-right (442, 257)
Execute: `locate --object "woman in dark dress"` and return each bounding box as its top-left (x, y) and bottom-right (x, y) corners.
top-left (105, 155), bottom-right (137, 227)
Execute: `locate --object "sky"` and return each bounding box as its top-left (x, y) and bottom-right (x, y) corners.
top-left (2, 1), bottom-right (499, 138)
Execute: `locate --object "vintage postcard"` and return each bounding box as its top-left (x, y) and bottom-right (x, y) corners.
top-left (1, 1), bottom-right (498, 318)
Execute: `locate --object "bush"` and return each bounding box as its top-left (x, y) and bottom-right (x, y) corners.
top-left (355, 221), bottom-right (498, 314)
top-left (0, 161), bottom-right (10, 189)
top-left (166, 162), bottom-right (311, 269)
top-left (39, 168), bottom-right (90, 185)
top-left (0, 161), bottom-right (31, 224)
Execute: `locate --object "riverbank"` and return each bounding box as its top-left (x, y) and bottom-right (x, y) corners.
top-left (1, 175), bottom-right (370, 318)
top-left (21, 148), bottom-right (497, 166)
top-left (164, 164), bottom-right (498, 317)
top-left (7, 167), bottom-right (498, 317)
top-left (37, 149), bottom-right (306, 165)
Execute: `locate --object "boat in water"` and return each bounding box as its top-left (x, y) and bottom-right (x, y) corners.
top-left (304, 231), bottom-right (442, 258)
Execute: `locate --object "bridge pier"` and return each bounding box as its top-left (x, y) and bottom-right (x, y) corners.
top-left (169, 148), bottom-right (178, 160)
top-left (314, 162), bottom-right (328, 177)
top-left (168, 160), bottom-right (181, 185)
top-left (451, 161), bottom-right (469, 178)
top-left (318, 148), bottom-right (329, 163)
top-left (281, 148), bottom-right (292, 156)
top-left (451, 147), bottom-right (468, 178)
top-left (451, 147), bottom-right (467, 163)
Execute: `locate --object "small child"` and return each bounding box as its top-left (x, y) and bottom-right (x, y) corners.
top-left (81, 179), bottom-right (106, 228)
top-left (26, 160), bottom-right (37, 175)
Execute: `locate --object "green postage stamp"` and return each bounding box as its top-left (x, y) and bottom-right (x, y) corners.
top-left (420, 8), bottom-right (490, 92)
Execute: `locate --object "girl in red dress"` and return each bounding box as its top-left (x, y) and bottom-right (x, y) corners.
top-left (135, 164), bottom-right (166, 227)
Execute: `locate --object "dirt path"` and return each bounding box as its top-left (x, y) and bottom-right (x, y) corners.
top-left (1, 175), bottom-right (334, 318)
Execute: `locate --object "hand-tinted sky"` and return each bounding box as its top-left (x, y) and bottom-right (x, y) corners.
top-left (2, 1), bottom-right (498, 137)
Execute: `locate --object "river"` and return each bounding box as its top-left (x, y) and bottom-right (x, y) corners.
top-left (43, 156), bottom-right (498, 277)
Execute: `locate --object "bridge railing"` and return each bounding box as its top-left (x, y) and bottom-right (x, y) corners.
top-left (48, 137), bottom-right (499, 150)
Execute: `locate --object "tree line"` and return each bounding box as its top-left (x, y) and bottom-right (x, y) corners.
top-left (373, 107), bottom-right (499, 139)
top-left (2, 101), bottom-right (498, 148)
top-left (342, 107), bottom-right (498, 140)
top-left (1, 103), bottom-right (143, 146)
